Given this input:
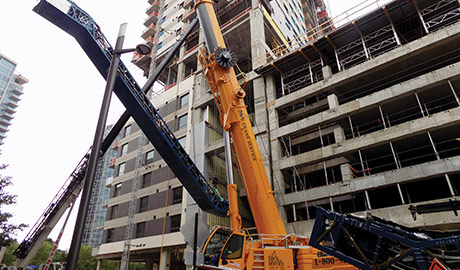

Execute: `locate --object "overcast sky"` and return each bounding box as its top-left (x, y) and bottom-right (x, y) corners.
top-left (0, 0), bottom-right (376, 252)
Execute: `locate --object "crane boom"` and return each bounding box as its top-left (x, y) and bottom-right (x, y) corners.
top-left (195, 0), bottom-right (286, 235)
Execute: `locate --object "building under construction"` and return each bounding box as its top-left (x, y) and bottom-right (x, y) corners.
top-left (95, 0), bottom-right (460, 268)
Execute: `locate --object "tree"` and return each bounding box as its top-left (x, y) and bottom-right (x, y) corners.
top-left (0, 164), bottom-right (27, 247)
top-left (77, 246), bottom-right (96, 270)
top-left (1, 239), bottom-right (18, 265)
top-left (29, 239), bottom-right (53, 265)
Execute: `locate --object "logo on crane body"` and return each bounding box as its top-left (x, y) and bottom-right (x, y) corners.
top-left (268, 251), bottom-right (285, 270)
top-left (239, 109), bottom-right (256, 161)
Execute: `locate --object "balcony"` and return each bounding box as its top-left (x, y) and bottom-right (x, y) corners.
top-left (145, 36), bottom-right (155, 47)
top-left (132, 52), bottom-right (152, 74)
top-left (14, 75), bottom-right (28, 85)
top-left (182, 9), bottom-right (196, 22)
top-left (9, 94), bottom-right (21, 102)
top-left (5, 101), bottom-right (18, 108)
top-left (142, 23), bottom-right (157, 40)
top-left (0, 118), bottom-right (9, 127)
top-left (184, 0), bottom-right (194, 9)
top-left (109, 158), bottom-right (116, 168)
top-left (2, 111), bottom-right (14, 120)
top-left (112, 140), bottom-right (119, 149)
top-left (11, 87), bottom-right (23, 95)
top-left (0, 124), bottom-right (9, 133)
top-left (146, 1), bottom-right (161, 14)
top-left (3, 106), bottom-right (15, 114)
top-left (144, 11), bottom-right (159, 26)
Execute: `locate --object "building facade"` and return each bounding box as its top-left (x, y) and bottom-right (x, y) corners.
top-left (256, 0), bottom-right (460, 233)
top-left (0, 53), bottom-right (28, 146)
top-left (91, 0), bottom-right (460, 268)
top-left (97, 0), bottom-right (328, 268)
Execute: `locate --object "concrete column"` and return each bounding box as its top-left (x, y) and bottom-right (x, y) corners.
top-left (249, 3), bottom-right (272, 188)
top-left (250, 8), bottom-right (266, 68)
top-left (322, 65), bottom-right (333, 81)
top-left (177, 46), bottom-right (187, 82)
top-left (145, 258), bottom-right (155, 270)
top-left (0, 247), bottom-right (6, 265)
top-left (160, 249), bottom-right (170, 270)
top-left (333, 126), bottom-right (345, 143)
top-left (327, 93), bottom-right (339, 109)
top-left (340, 164), bottom-right (353, 183)
top-left (96, 259), bottom-right (101, 270)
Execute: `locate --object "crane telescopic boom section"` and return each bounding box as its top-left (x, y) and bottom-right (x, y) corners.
top-left (194, 0), bottom-right (286, 235)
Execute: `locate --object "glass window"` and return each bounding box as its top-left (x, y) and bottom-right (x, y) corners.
top-left (176, 28), bottom-right (182, 36)
top-left (160, 28), bottom-right (164, 37)
top-left (106, 229), bottom-right (114, 243)
top-left (178, 136), bottom-right (186, 147)
top-left (179, 2), bottom-right (184, 8)
top-left (203, 229), bottom-right (231, 264)
top-left (178, 114), bottom-right (188, 129)
top-left (138, 196), bottom-right (149, 213)
top-left (110, 205), bottom-right (119, 219)
top-left (158, 42), bottom-right (163, 50)
top-left (178, 15), bottom-right (183, 22)
top-left (170, 214), bottom-right (181, 232)
top-left (121, 143), bottom-right (128, 156)
top-left (173, 186), bottom-right (183, 204)
top-left (136, 222), bottom-right (146, 238)
top-left (146, 150), bottom-right (155, 163)
top-left (161, 16), bottom-right (166, 24)
top-left (114, 183), bottom-right (122, 197)
top-left (221, 234), bottom-right (244, 260)
top-left (142, 172), bottom-right (151, 188)
top-left (180, 93), bottom-right (189, 109)
top-left (118, 162), bottom-right (126, 176)
top-left (124, 125), bottom-right (132, 137)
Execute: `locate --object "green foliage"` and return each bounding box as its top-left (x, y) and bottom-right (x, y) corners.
top-left (52, 248), bottom-right (67, 263)
top-left (1, 239), bottom-right (18, 265)
top-left (100, 260), bottom-right (118, 270)
top-left (129, 262), bottom-right (145, 270)
top-left (0, 164), bottom-right (27, 247)
top-left (77, 246), bottom-right (96, 270)
top-left (29, 239), bottom-right (53, 265)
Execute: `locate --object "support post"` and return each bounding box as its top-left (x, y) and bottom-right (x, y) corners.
top-left (445, 174), bottom-right (456, 197)
top-left (397, 184), bottom-right (405, 204)
top-left (378, 105), bottom-right (387, 129)
top-left (348, 115), bottom-right (355, 139)
top-left (448, 80), bottom-right (460, 106)
top-left (365, 190), bottom-right (372, 210)
top-left (427, 131), bottom-right (440, 160)
top-left (389, 141), bottom-right (401, 169)
top-left (66, 23), bottom-right (127, 270)
top-left (415, 92), bottom-right (426, 117)
top-left (413, 0), bottom-right (429, 34)
top-left (193, 212), bottom-right (198, 270)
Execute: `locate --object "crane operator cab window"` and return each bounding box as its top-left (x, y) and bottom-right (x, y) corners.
top-left (221, 233), bottom-right (245, 261)
top-left (203, 228), bottom-right (231, 266)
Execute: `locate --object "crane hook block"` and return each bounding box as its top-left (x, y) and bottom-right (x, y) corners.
top-left (214, 47), bottom-right (237, 68)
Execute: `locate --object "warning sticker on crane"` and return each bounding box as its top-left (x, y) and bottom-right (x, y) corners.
top-left (429, 258), bottom-right (448, 270)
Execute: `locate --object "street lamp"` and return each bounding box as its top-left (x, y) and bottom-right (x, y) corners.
top-left (65, 24), bottom-right (151, 270)
top-left (115, 43), bottom-right (151, 55)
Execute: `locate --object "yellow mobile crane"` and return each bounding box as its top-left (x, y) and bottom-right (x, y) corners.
top-left (31, 0), bottom-right (355, 269)
top-left (193, 0), bottom-right (356, 269)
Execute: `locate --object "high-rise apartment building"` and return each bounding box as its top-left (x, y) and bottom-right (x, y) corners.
top-left (96, 0), bottom-right (328, 268)
top-left (0, 53), bottom-right (28, 146)
top-left (83, 125), bottom-right (118, 248)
